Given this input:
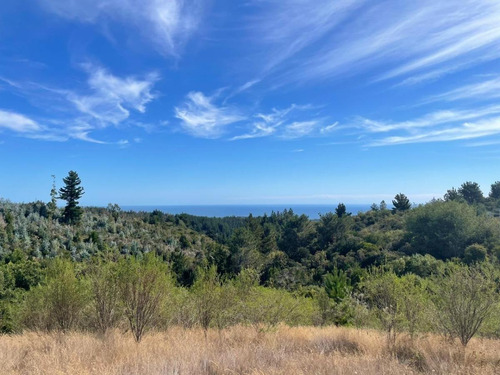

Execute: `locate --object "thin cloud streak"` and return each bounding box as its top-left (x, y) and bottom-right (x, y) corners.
top-left (426, 76), bottom-right (500, 103)
top-left (357, 105), bottom-right (500, 133)
top-left (249, 0), bottom-right (365, 73)
top-left (353, 98), bottom-right (500, 146)
top-left (371, 117), bottom-right (500, 146)
top-left (38, 0), bottom-right (207, 57)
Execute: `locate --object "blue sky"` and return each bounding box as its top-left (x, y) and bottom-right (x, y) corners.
top-left (1, 0), bottom-right (500, 206)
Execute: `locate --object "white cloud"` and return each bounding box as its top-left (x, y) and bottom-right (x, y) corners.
top-left (378, 5), bottom-right (500, 81)
top-left (231, 104), bottom-right (322, 140)
top-left (248, 1), bottom-right (500, 85)
top-left (230, 103), bottom-right (338, 140)
top-left (0, 110), bottom-right (41, 133)
top-left (223, 79), bottom-right (262, 103)
top-left (68, 65), bottom-right (158, 125)
top-left (86, 66), bottom-right (157, 113)
top-left (372, 117), bottom-right (500, 146)
top-left (0, 65), bottom-right (158, 143)
top-left (230, 122), bottom-right (276, 141)
top-left (38, 0), bottom-right (206, 56)
top-left (426, 76), bottom-right (500, 103)
top-left (320, 122), bottom-right (338, 134)
top-left (357, 105), bottom-right (500, 133)
top-left (249, 0), bottom-right (364, 72)
top-left (282, 121), bottom-right (319, 139)
top-left (175, 92), bottom-right (245, 138)
top-left (358, 105), bottom-right (500, 146)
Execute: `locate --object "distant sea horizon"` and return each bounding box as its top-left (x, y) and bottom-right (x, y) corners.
top-left (120, 204), bottom-right (373, 220)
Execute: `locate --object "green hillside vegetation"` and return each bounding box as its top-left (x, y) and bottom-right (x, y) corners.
top-left (1, 176), bottom-right (500, 349)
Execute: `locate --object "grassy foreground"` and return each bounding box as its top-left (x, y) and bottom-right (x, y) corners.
top-left (1, 326), bottom-right (499, 375)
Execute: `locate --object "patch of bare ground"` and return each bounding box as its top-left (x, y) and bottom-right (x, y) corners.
top-left (1, 326), bottom-right (499, 375)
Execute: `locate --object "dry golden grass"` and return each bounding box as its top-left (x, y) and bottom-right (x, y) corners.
top-left (1, 326), bottom-right (499, 375)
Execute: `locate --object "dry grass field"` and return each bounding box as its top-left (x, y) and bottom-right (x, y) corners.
top-left (1, 326), bottom-right (499, 375)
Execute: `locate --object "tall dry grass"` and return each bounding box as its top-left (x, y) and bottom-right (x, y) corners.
top-left (1, 326), bottom-right (499, 375)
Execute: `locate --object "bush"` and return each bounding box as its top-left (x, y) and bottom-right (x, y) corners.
top-left (463, 244), bottom-right (487, 265)
top-left (433, 265), bottom-right (497, 347)
top-left (22, 258), bottom-right (88, 332)
top-left (406, 201), bottom-right (479, 259)
top-left (117, 254), bottom-right (172, 342)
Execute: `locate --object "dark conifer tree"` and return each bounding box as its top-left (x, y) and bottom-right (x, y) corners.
top-left (458, 181), bottom-right (483, 204)
top-left (489, 181), bottom-right (500, 200)
top-left (59, 171), bottom-right (85, 225)
top-left (335, 203), bottom-right (351, 218)
top-left (392, 193), bottom-right (411, 212)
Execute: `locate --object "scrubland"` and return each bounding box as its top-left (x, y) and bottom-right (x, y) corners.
top-left (1, 326), bottom-right (499, 375)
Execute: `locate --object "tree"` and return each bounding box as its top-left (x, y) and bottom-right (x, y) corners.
top-left (433, 266), bottom-right (496, 347)
top-left (380, 200), bottom-right (388, 211)
top-left (117, 254), bottom-right (171, 342)
top-left (316, 212), bottom-right (351, 249)
top-left (399, 274), bottom-right (429, 339)
top-left (463, 244), bottom-right (487, 265)
top-left (392, 193), bottom-right (411, 212)
top-left (458, 181), bottom-right (483, 204)
top-left (106, 203), bottom-right (121, 222)
top-left (191, 265), bottom-right (223, 337)
top-left (363, 272), bottom-right (403, 348)
top-left (242, 286), bottom-right (301, 333)
top-left (88, 260), bottom-right (121, 335)
top-left (489, 181), bottom-right (500, 200)
top-left (406, 201), bottom-right (478, 259)
top-left (444, 187), bottom-right (461, 202)
top-left (59, 171), bottom-right (84, 224)
top-left (324, 268), bottom-right (351, 303)
top-left (335, 203), bottom-right (351, 218)
top-left (321, 268), bottom-right (355, 326)
top-left (47, 175), bottom-right (58, 219)
top-left (23, 259), bottom-right (88, 332)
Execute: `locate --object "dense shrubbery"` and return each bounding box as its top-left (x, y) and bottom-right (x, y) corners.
top-left (1, 251), bottom-right (499, 348)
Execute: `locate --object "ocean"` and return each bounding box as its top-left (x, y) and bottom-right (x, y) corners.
top-left (120, 204), bottom-right (373, 220)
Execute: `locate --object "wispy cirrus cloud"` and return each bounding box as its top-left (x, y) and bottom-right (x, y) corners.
top-left (248, 0), bottom-right (364, 73)
top-left (425, 76), bottom-right (500, 103)
top-left (0, 110), bottom-right (100, 142)
top-left (320, 122), bottom-right (338, 134)
top-left (357, 105), bottom-right (500, 146)
top-left (234, 105), bottom-right (301, 140)
top-left (247, 1), bottom-right (500, 86)
top-left (357, 105), bottom-right (500, 133)
top-left (68, 65), bottom-right (158, 126)
top-left (230, 104), bottom-right (336, 140)
top-left (175, 92), bottom-right (245, 138)
top-left (282, 121), bottom-right (320, 139)
top-left (0, 64), bottom-right (159, 142)
top-left (371, 117), bottom-right (500, 146)
top-left (38, 0), bottom-right (206, 57)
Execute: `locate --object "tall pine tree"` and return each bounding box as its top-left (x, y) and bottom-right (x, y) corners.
top-left (59, 171), bottom-right (84, 225)
top-left (392, 193), bottom-right (411, 212)
top-left (47, 174), bottom-right (58, 219)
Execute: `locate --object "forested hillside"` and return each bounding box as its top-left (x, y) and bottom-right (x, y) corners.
top-left (2, 181), bottom-right (499, 287)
